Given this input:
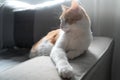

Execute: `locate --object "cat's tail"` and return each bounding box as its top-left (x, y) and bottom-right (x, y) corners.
top-left (29, 38), bottom-right (53, 58)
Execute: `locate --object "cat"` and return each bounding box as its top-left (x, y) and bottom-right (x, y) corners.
top-left (29, 0), bottom-right (93, 78)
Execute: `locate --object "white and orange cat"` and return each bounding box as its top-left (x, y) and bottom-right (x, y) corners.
top-left (29, 0), bottom-right (93, 78)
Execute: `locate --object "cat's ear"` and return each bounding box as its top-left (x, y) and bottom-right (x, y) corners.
top-left (61, 5), bottom-right (69, 11)
top-left (71, 0), bottom-right (79, 10)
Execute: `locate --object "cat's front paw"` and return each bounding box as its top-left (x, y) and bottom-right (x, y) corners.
top-left (58, 65), bottom-right (74, 79)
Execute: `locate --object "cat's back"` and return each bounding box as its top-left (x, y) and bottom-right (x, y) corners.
top-left (29, 29), bottom-right (60, 58)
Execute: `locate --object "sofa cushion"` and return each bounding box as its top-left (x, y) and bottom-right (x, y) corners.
top-left (0, 37), bottom-right (113, 80)
top-left (0, 56), bottom-right (61, 80)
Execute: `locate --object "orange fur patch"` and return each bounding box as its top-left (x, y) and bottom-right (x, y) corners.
top-left (31, 29), bottom-right (60, 52)
top-left (31, 39), bottom-right (43, 52)
top-left (44, 29), bottom-right (60, 44)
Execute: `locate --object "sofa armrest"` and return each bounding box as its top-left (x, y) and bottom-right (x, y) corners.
top-left (0, 37), bottom-right (113, 80)
top-left (71, 37), bottom-right (113, 80)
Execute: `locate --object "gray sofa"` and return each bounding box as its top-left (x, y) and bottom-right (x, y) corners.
top-left (0, 0), bottom-right (113, 80)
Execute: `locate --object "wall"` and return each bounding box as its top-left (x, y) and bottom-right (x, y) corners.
top-left (81, 0), bottom-right (115, 37)
top-left (79, 0), bottom-right (120, 80)
top-left (82, 0), bottom-right (120, 80)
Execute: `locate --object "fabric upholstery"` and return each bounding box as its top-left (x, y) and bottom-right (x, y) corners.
top-left (0, 48), bottom-right (29, 72)
top-left (14, 10), bottom-right (35, 48)
top-left (0, 37), bottom-right (113, 80)
top-left (81, 37), bottom-right (113, 80)
top-left (0, 2), bottom-right (15, 48)
top-left (0, 4), bottom-right (4, 49)
top-left (0, 0), bottom-right (71, 48)
top-left (33, 5), bottom-right (61, 42)
top-left (2, 4), bottom-right (15, 48)
top-left (0, 56), bottom-right (61, 80)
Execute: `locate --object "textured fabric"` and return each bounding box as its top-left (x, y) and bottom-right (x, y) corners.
top-left (0, 48), bottom-right (29, 72)
top-left (14, 10), bottom-right (34, 48)
top-left (0, 37), bottom-right (113, 80)
top-left (0, 56), bottom-right (61, 80)
top-left (80, 37), bottom-right (113, 80)
top-left (82, 44), bottom-right (113, 80)
top-left (1, 0), bottom-right (71, 48)
top-left (34, 5), bottom-right (61, 42)
top-left (0, 4), bottom-right (4, 49)
top-left (1, 3), bottom-right (15, 48)
top-left (1, 1), bottom-right (35, 48)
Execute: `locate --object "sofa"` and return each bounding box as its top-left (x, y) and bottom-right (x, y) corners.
top-left (0, 0), bottom-right (113, 80)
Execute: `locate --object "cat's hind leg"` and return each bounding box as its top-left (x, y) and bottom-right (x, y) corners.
top-left (29, 39), bottom-right (53, 58)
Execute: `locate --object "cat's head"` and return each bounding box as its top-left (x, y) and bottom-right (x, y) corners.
top-left (59, 0), bottom-right (91, 32)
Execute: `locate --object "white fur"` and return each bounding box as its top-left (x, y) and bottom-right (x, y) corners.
top-left (29, 38), bottom-right (53, 58)
top-left (50, 10), bottom-right (93, 78)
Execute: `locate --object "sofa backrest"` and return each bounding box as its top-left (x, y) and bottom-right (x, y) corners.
top-left (33, 3), bottom-right (67, 42)
top-left (0, 3), bottom-right (15, 49)
top-left (0, 4), bottom-right (3, 49)
top-left (0, 0), bottom-right (70, 49)
top-left (14, 10), bottom-right (35, 48)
